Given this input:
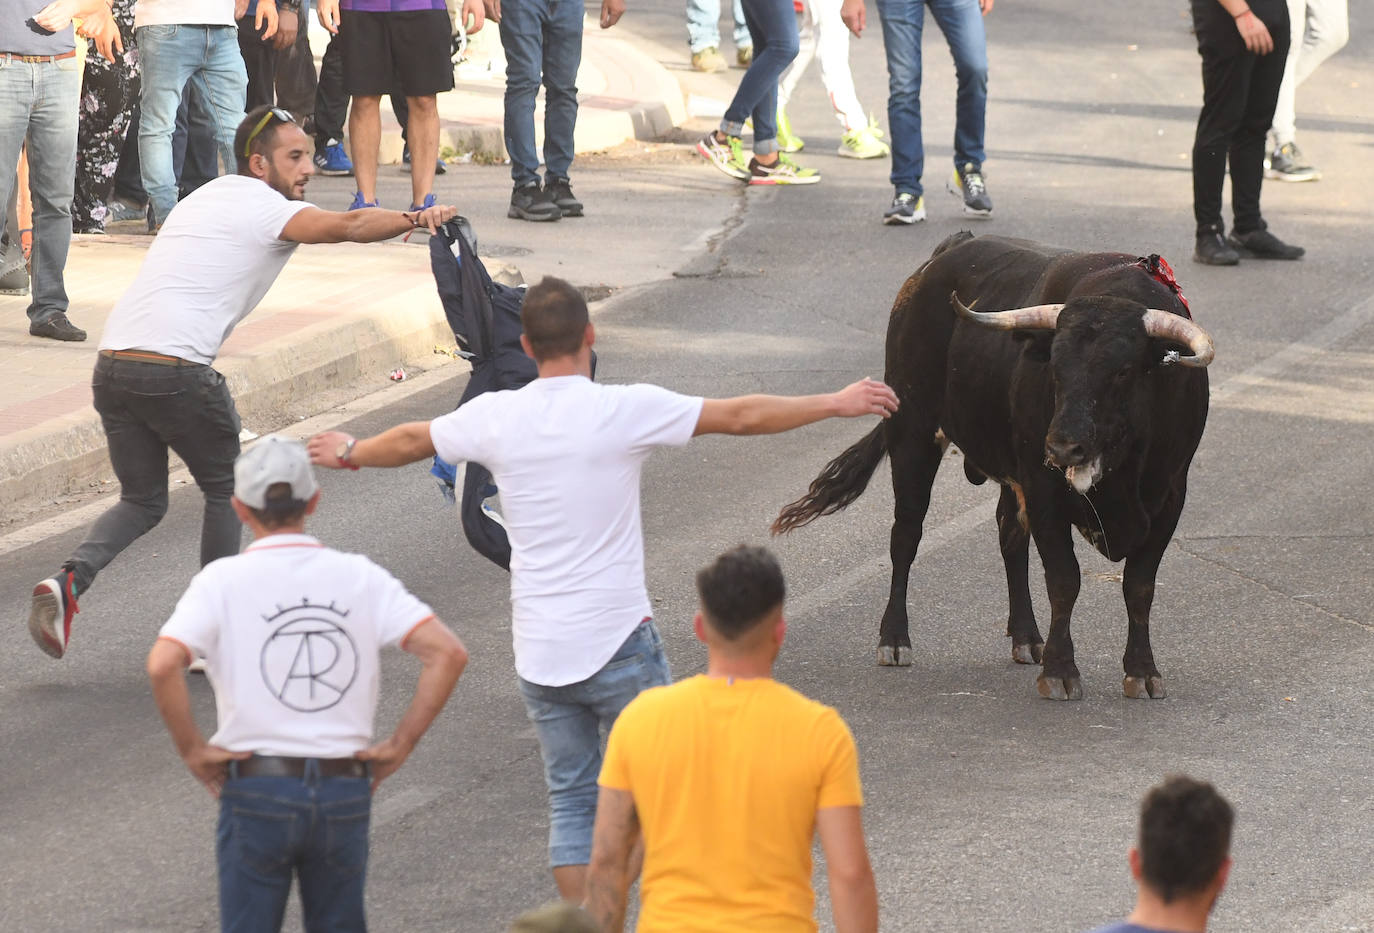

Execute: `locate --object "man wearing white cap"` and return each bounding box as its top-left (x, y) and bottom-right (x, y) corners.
top-left (146, 435), bottom-right (468, 933)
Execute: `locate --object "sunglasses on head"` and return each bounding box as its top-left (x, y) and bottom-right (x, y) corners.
top-left (243, 108), bottom-right (295, 158)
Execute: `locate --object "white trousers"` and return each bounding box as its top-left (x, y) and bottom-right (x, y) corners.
top-left (776, 0), bottom-right (868, 132)
top-left (1270, 0), bottom-right (1349, 145)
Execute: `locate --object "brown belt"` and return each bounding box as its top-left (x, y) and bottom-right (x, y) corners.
top-left (99, 348), bottom-right (196, 367)
top-left (232, 756), bottom-right (370, 780)
top-left (1, 50), bottom-right (77, 63)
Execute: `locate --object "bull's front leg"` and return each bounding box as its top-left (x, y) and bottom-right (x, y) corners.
top-left (1119, 489), bottom-right (1185, 699)
top-left (1032, 522), bottom-right (1083, 700)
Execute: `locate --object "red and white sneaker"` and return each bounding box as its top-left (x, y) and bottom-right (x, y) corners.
top-left (29, 570), bottom-right (78, 659)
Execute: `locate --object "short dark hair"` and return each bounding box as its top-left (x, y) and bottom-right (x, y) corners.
top-left (521, 277), bottom-right (589, 362)
top-left (1138, 775), bottom-right (1234, 903)
top-left (248, 482), bottom-right (309, 530)
top-left (695, 546), bottom-right (786, 640)
top-left (234, 105), bottom-right (293, 174)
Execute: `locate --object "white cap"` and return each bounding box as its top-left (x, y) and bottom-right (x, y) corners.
top-left (234, 435), bottom-right (320, 509)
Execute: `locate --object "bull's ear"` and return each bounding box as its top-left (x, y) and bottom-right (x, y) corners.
top-left (1013, 330), bottom-right (1052, 362)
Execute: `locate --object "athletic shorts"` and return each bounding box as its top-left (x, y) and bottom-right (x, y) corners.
top-left (339, 8), bottom-right (454, 97)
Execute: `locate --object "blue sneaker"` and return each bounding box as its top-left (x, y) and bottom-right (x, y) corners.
top-left (409, 193), bottom-right (437, 212)
top-left (313, 139), bottom-right (354, 176)
top-left (348, 191), bottom-right (379, 210)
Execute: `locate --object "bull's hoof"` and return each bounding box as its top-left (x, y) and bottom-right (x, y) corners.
top-left (1123, 675), bottom-right (1167, 699)
top-left (877, 645), bottom-right (913, 667)
top-left (1011, 642), bottom-right (1044, 665)
top-left (1037, 675), bottom-right (1084, 701)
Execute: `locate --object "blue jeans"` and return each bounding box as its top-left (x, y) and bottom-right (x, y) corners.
top-left (876, 0), bottom-right (988, 196)
top-left (0, 54), bottom-right (79, 325)
top-left (499, 0), bottom-right (583, 186)
top-left (135, 24), bottom-right (247, 225)
top-left (218, 766), bottom-right (372, 933)
top-left (720, 0), bottom-right (800, 154)
top-left (518, 620), bottom-right (672, 867)
top-left (686, 0), bottom-right (752, 53)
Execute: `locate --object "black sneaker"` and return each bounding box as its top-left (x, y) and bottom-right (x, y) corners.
top-left (30, 312), bottom-right (88, 341)
top-left (545, 177), bottom-right (583, 217)
top-left (1194, 228), bottom-right (1240, 266)
top-left (508, 182), bottom-right (562, 222)
top-left (1265, 142), bottom-right (1320, 182)
top-left (883, 192), bottom-right (926, 225)
top-left (947, 162), bottom-right (992, 217)
top-left (1228, 227), bottom-right (1304, 260)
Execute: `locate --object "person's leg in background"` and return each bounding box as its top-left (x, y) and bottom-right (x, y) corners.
top-left (73, 0), bottom-right (141, 233)
top-left (340, 8), bottom-right (391, 207)
top-left (1267, 0), bottom-right (1348, 180)
top-left (775, 0), bottom-right (818, 152)
top-left (540, 0), bottom-right (583, 217)
top-left (275, 0), bottom-right (319, 121)
top-left (136, 24), bottom-right (200, 226)
top-left (0, 70), bottom-right (33, 297)
top-left (23, 57), bottom-right (84, 338)
top-left (731, 0), bottom-right (754, 62)
top-left (1227, 17), bottom-right (1302, 259)
top-left (686, 0), bottom-right (727, 71)
top-left (501, 0), bottom-right (562, 221)
top-left (1, 186), bottom-right (25, 296)
top-left (929, 0), bottom-right (990, 216)
top-left (238, 3), bottom-right (279, 110)
top-left (175, 85), bottom-right (221, 199)
top-left (722, 0), bottom-right (809, 183)
top-left (197, 24), bottom-right (250, 180)
top-left (1190, 2), bottom-right (1246, 265)
top-left (875, 0), bottom-right (926, 222)
top-left (312, 22), bottom-right (354, 175)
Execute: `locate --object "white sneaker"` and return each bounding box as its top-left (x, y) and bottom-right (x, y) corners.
top-left (29, 571), bottom-right (78, 659)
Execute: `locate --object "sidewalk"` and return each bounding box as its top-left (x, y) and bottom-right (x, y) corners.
top-left (0, 20), bottom-right (698, 525)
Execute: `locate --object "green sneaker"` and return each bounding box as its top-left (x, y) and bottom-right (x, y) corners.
top-left (697, 131), bottom-right (751, 181)
top-left (839, 117), bottom-right (890, 159)
top-left (747, 152), bottom-right (820, 186)
top-left (776, 107), bottom-right (805, 154)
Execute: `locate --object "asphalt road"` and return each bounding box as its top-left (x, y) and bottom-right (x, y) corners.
top-left (2, 2), bottom-right (1372, 931)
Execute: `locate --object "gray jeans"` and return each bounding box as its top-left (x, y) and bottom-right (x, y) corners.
top-left (68, 355), bottom-right (243, 595)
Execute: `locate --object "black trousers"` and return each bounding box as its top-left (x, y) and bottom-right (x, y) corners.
top-left (238, 15), bottom-right (318, 119)
top-left (70, 356), bottom-right (243, 596)
top-left (1190, 1), bottom-right (1290, 234)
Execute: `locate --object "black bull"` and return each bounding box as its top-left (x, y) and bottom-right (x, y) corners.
top-left (774, 234), bottom-right (1215, 700)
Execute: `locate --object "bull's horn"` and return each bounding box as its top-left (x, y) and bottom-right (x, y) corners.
top-left (952, 292), bottom-right (1063, 331)
top-left (1141, 309), bottom-right (1215, 368)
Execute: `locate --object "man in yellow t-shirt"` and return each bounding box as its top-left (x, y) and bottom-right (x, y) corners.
top-left (584, 545), bottom-right (878, 933)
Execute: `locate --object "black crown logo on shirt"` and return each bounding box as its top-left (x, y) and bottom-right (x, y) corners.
top-left (259, 599), bottom-right (358, 713)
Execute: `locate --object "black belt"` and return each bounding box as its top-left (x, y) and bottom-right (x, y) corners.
top-left (232, 756), bottom-right (370, 780)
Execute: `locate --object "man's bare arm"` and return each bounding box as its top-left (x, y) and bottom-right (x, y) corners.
top-left (146, 639), bottom-right (250, 797)
top-left (583, 787), bottom-right (639, 932)
top-left (693, 377), bottom-right (897, 436)
top-left (817, 806), bottom-right (878, 933)
top-left (356, 618), bottom-right (467, 791)
top-left (307, 423), bottom-right (437, 470)
top-left (280, 203), bottom-right (457, 244)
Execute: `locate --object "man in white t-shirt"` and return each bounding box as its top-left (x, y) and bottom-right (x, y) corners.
top-left (27, 105), bottom-right (457, 662)
top-left (305, 276), bottom-right (899, 901)
top-left (147, 435), bottom-right (467, 932)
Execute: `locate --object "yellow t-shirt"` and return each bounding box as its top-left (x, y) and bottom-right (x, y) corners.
top-left (599, 674), bottom-right (864, 933)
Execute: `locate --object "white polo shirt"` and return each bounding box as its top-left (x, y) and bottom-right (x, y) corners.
top-left (100, 175), bottom-right (312, 365)
top-left (159, 534), bottom-right (435, 758)
top-left (430, 376), bottom-right (704, 687)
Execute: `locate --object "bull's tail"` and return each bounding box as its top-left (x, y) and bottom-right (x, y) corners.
top-left (772, 424), bottom-right (889, 535)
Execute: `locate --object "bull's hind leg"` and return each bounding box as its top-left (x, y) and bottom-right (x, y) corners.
top-left (996, 484), bottom-right (1043, 664)
top-left (877, 425), bottom-right (945, 667)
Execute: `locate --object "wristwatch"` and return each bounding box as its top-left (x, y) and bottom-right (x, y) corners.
top-left (278, 0), bottom-right (303, 13)
top-left (336, 438), bottom-right (360, 470)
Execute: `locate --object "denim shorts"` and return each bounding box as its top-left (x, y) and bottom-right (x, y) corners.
top-left (517, 619), bottom-right (672, 867)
